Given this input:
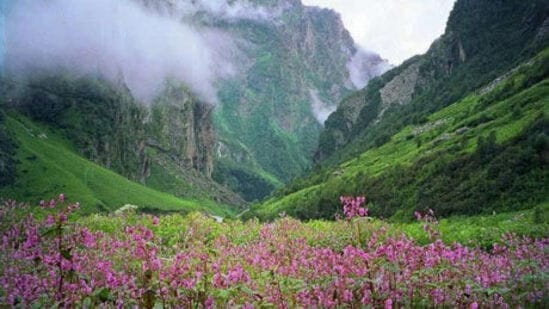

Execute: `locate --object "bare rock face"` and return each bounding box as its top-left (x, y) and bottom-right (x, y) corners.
top-left (316, 0), bottom-right (549, 164)
top-left (146, 82), bottom-right (214, 177)
top-left (128, 0), bottom-right (391, 200)
top-left (377, 62), bottom-right (421, 120)
top-left (141, 82), bottom-right (246, 205)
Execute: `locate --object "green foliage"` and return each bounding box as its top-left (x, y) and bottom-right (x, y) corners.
top-left (212, 160), bottom-right (276, 202)
top-left (0, 113), bottom-right (233, 216)
top-left (318, 0), bottom-right (549, 166)
top-left (0, 108), bottom-right (17, 186)
top-left (16, 74), bottom-right (147, 180)
top-left (81, 206), bottom-right (548, 252)
top-left (212, 8), bottom-right (356, 199)
top-left (397, 204), bottom-right (549, 249)
top-left (256, 51), bottom-right (549, 220)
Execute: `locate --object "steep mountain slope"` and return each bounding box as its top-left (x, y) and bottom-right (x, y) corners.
top-left (1, 0), bottom-right (389, 205)
top-left (317, 0), bottom-right (549, 165)
top-left (253, 48), bottom-right (549, 220)
top-left (0, 109), bottom-right (16, 186)
top-left (1, 75), bottom-right (244, 207)
top-left (0, 112), bottom-right (233, 216)
top-left (168, 0), bottom-right (390, 200)
top-left (252, 0), bottom-right (549, 220)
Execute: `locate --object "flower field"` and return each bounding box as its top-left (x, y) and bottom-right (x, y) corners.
top-left (1, 195), bottom-right (548, 308)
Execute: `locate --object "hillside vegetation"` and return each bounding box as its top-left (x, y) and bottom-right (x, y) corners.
top-left (253, 48), bottom-right (549, 220)
top-left (0, 197), bottom-right (547, 307)
top-left (208, 5), bottom-right (387, 200)
top-left (0, 113), bottom-right (233, 216)
top-left (317, 0), bottom-right (549, 165)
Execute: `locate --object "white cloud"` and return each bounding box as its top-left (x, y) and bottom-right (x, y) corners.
top-left (309, 88), bottom-right (336, 124)
top-left (4, 0), bottom-right (238, 104)
top-left (347, 48), bottom-right (392, 89)
top-left (171, 0), bottom-right (291, 23)
top-left (302, 0), bottom-right (456, 65)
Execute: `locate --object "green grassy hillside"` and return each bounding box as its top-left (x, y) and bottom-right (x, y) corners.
top-left (210, 6), bottom-right (374, 200)
top-left (317, 0), bottom-right (548, 165)
top-left (0, 113), bottom-right (234, 217)
top-left (252, 49), bottom-right (549, 220)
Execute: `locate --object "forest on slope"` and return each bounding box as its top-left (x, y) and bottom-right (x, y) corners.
top-left (253, 0), bottom-right (549, 220)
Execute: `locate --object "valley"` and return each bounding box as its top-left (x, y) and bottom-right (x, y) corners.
top-left (0, 0), bottom-right (548, 307)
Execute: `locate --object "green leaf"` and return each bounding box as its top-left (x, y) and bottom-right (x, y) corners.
top-left (94, 287), bottom-right (112, 302)
top-left (40, 227), bottom-right (57, 237)
top-left (240, 286), bottom-right (255, 295)
top-left (215, 289), bottom-right (230, 299)
top-left (61, 249), bottom-right (72, 260)
top-left (82, 297), bottom-right (92, 308)
top-left (153, 301), bottom-right (164, 309)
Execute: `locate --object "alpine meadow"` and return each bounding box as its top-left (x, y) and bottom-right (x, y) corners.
top-left (0, 0), bottom-right (548, 307)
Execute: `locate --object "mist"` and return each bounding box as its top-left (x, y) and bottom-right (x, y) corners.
top-left (172, 0), bottom-right (291, 23)
top-left (309, 89), bottom-right (336, 125)
top-left (347, 48), bottom-right (392, 89)
top-left (4, 0), bottom-right (239, 104)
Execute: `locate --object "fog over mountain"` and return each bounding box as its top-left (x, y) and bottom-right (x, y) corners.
top-left (1, 0), bottom-right (392, 201)
top-left (4, 0), bottom-right (238, 103)
top-left (347, 49), bottom-right (392, 89)
top-left (169, 0), bottom-right (292, 22)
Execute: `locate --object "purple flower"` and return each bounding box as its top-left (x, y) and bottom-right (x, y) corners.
top-left (341, 196), bottom-right (368, 219)
top-left (45, 215), bottom-right (55, 226)
top-left (384, 298), bottom-right (393, 309)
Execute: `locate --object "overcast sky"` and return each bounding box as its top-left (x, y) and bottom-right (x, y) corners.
top-left (302, 0), bottom-right (456, 65)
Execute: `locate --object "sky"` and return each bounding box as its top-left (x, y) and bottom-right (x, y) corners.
top-left (302, 0), bottom-right (456, 65)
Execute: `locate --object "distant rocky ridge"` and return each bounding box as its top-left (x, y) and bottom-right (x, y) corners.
top-left (1, 0), bottom-right (390, 204)
top-left (147, 0), bottom-right (390, 200)
top-left (317, 0), bottom-right (549, 164)
top-left (0, 74), bottom-right (245, 206)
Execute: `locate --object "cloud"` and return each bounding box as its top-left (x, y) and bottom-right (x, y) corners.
top-left (4, 0), bottom-right (239, 104)
top-left (309, 88), bottom-right (336, 125)
top-left (171, 0), bottom-right (292, 23)
top-left (302, 0), bottom-right (456, 65)
top-left (347, 47), bottom-right (392, 89)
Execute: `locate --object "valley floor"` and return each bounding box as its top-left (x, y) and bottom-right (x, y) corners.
top-left (0, 196), bottom-right (547, 307)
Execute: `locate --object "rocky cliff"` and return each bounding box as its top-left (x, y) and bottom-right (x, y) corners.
top-left (2, 74), bottom-right (244, 206)
top-left (147, 82), bottom-right (215, 178)
top-left (316, 0), bottom-right (549, 165)
top-left (166, 0), bottom-right (390, 200)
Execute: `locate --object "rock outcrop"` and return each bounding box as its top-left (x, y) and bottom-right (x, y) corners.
top-left (316, 0), bottom-right (549, 164)
top-left (5, 74), bottom-right (244, 206)
top-left (147, 82), bottom-right (214, 178)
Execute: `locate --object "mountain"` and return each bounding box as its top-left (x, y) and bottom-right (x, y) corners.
top-left (166, 0), bottom-right (390, 201)
top-left (317, 0), bottom-right (549, 164)
top-left (0, 110), bottom-right (233, 216)
top-left (251, 0), bottom-right (549, 220)
top-left (0, 73), bottom-right (245, 210)
top-left (0, 0), bottom-right (388, 208)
